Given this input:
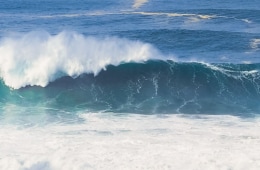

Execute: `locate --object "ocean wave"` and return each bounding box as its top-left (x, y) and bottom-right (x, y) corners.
top-left (0, 60), bottom-right (260, 115)
top-left (132, 11), bottom-right (216, 20)
top-left (36, 10), bottom-right (253, 27)
top-left (132, 11), bottom-right (253, 24)
top-left (0, 31), bottom-right (161, 89)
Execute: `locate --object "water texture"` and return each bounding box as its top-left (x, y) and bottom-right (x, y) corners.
top-left (0, 0), bottom-right (260, 169)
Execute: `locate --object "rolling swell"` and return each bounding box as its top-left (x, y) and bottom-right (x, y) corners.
top-left (1, 60), bottom-right (260, 115)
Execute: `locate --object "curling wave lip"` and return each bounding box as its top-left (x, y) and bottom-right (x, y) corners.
top-left (0, 31), bottom-right (161, 89)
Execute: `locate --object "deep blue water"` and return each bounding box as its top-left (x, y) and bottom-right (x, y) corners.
top-left (0, 0), bottom-right (260, 122)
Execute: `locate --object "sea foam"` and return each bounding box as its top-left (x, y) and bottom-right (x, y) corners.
top-left (0, 113), bottom-right (260, 170)
top-left (0, 31), bottom-right (160, 89)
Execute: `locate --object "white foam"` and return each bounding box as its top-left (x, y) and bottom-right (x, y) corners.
top-left (201, 62), bottom-right (260, 80)
top-left (0, 113), bottom-right (260, 170)
top-left (133, 12), bottom-right (216, 21)
top-left (133, 11), bottom-right (254, 25)
top-left (0, 31), bottom-right (161, 89)
top-left (133, 0), bottom-right (148, 9)
top-left (250, 39), bottom-right (260, 50)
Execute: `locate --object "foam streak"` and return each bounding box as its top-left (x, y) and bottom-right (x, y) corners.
top-left (133, 0), bottom-right (148, 9)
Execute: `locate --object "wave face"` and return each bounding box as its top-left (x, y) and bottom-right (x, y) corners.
top-left (1, 60), bottom-right (260, 116)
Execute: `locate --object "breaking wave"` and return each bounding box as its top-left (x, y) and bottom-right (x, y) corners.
top-left (0, 60), bottom-right (260, 115)
top-left (0, 31), bottom-right (161, 89)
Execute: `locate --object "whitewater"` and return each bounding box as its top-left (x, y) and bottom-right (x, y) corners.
top-left (1, 0), bottom-right (260, 169)
top-left (0, 31), bottom-right (160, 89)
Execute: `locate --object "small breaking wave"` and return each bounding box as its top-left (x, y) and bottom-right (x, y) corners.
top-left (133, 0), bottom-right (149, 9)
top-left (250, 38), bottom-right (260, 50)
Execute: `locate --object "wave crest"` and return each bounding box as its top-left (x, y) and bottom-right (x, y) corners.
top-left (0, 31), bottom-right (160, 89)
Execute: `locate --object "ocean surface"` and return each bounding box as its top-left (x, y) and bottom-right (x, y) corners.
top-left (0, 0), bottom-right (260, 169)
